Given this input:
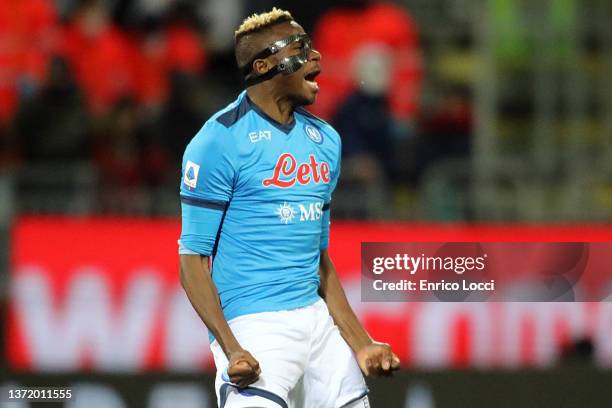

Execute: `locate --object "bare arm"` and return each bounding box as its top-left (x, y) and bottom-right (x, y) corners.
top-left (319, 249), bottom-right (400, 376)
top-left (179, 254), bottom-right (260, 386)
top-left (318, 250), bottom-right (372, 352)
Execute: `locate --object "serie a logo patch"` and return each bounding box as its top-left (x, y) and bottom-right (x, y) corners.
top-left (183, 160), bottom-right (200, 189)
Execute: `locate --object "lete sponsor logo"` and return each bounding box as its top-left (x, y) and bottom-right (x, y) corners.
top-left (263, 153), bottom-right (330, 188)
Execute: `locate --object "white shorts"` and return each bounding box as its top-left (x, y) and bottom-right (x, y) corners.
top-left (210, 299), bottom-right (368, 408)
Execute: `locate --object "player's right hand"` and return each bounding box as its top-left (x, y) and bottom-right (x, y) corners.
top-left (356, 341), bottom-right (401, 378)
top-left (227, 349), bottom-right (261, 388)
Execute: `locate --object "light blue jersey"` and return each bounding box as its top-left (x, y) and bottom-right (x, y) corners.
top-left (179, 91), bottom-right (341, 326)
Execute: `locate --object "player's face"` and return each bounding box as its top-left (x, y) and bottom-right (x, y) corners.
top-left (267, 22), bottom-right (321, 106)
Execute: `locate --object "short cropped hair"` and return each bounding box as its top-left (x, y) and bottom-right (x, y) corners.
top-left (234, 8), bottom-right (294, 70)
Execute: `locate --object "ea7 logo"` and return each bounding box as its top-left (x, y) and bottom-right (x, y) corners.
top-left (298, 202), bottom-right (324, 221)
top-left (249, 130), bottom-right (272, 143)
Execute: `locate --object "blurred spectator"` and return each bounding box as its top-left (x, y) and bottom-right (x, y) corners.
top-left (311, 0), bottom-right (422, 123)
top-left (200, 0), bottom-right (243, 52)
top-left (93, 97), bottom-right (171, 191)
top-left (133, 20), bottom-right (169, 110)
top-left (332, 43), bottom-right (396, 183)
top-left (59, 0), bottom-right (138, 115)
top-left (91, 97), bottom-right (171, 213)
top-left (0, 0), bottom-right (60, 123)
top-left (130, 2), bottom-right (207, 111)
top-left (164, 27), bottom-right (205, 77)
top-left (158, 72), bottom-right (210, 164)
top-left (15, 57), bottom-right (89, 162)
top-left (92, 98), bottom-right (144, 189)
top-left (413, 85), bottom-right (473, 184)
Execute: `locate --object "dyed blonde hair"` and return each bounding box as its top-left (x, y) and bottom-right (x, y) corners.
top-left (235, 8), bottom-right (293, 40)
top-left (234, 8), bottom-right (295, 69)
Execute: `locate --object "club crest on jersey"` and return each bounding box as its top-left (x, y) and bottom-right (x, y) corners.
top-left (263, 153), bottom-right (330, 188)
top-left (183, 160), bottom-right (200, 189)
top-left (304, 124), bottom-right (323, 144)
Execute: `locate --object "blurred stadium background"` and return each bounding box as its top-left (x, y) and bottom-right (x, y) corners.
top-left (1, 0), bottom-right (612, 407)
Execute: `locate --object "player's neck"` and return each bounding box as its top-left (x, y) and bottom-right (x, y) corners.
top-left (247, 88), bottom-right (295, 126)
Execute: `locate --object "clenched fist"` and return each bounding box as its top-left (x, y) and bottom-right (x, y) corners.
top-left (356, 341), bottom-right (400, 377)
top-left (227, 349), bottom-right (261, 388)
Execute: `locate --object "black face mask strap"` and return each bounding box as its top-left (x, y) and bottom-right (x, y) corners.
top-left (240, 48), bottom-right (274, 77)
top-left (243, 65), bottom-right (281, 87)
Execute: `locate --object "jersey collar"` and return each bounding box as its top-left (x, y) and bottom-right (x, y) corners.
top-left (245, 94), bottom-right (296, 134)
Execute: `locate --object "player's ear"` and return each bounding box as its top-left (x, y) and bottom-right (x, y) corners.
top-left (253, 59), bottom-right (271, 75)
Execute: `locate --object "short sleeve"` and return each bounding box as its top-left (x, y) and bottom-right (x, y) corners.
top-left (180, 124), bottom-right (236, 203)
top-left (179, 124), bottom-right (237, 256)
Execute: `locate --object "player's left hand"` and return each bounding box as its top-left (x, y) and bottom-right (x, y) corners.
top-left (356, 341), bottom-right (400, 377)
